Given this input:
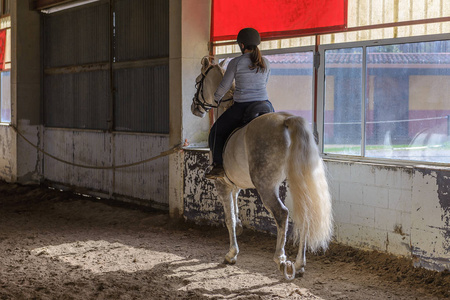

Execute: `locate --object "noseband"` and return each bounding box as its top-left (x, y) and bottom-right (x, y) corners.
top-left (192, 64), bottom-right (233, 113)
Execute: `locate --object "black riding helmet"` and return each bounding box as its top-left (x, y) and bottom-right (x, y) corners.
top-left (236, 28), bottom-right (261, 47)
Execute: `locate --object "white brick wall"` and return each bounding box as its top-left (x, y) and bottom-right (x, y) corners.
top-left (326, 160), bottom-right (449, 271)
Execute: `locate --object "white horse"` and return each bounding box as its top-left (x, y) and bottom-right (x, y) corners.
top-left (191, 57), bottom-right (333, 280)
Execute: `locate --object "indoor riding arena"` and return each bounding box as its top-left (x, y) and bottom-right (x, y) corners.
top-left (0, 1), bottom-right (449, 299)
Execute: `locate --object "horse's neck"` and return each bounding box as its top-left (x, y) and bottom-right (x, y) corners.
top-left (217, 100), bottom-right (234, 117)
top-left (213, 82), bottom-right (233, 116)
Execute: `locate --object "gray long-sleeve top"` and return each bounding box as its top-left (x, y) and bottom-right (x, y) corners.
top-left (214, 52), bottom-right (271, 103)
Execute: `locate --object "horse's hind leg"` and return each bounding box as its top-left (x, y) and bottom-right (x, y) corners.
top-left (295, 235), bottom-right (307, 276)
top-left (256, 186), bottom-right (292, 273)
top-left (215, 178), bottom-right (240, 264)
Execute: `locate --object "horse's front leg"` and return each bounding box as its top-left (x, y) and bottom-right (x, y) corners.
top-left (215, 178), bottom-right (240, 264)
top-left (233, 190), bottom-right (244, 236)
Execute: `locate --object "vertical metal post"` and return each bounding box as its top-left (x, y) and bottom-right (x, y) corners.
top-left (109, 0), bottom-right (116, 198)
top-left (447, 115), bottom-right (450, 137)
top-left (108, 0), bottom-right (115, 132)
top-left (313, 35), bottom-right (320, 145)
top-left (361, 46), bottom-right (367, 157)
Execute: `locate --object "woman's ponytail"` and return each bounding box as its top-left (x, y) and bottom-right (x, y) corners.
top-left (247, 45), bottom-right (266, 73)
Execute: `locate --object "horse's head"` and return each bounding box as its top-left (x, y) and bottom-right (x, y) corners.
top-left (191, 57), bottom-right (229, 118)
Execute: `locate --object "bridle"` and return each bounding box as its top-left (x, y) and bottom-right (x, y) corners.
top-left (192, 65), bottom-right (218, 112)
top-left (192, 64), bottom-right (233, 113)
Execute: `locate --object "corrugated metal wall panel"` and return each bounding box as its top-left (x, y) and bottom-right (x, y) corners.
top-left (44, 71), bottom-right (110, 129)
top-left (43, 3), bottom-right (110, 68)
top-left (43, 2), bottom-right (111, 130)
top-left (42, 0), bottom-right (170, 209)
top-left (43, 0), bottom-right (169, 133)
top-left (114, 0), bottom-right (169, 61)
top-left (114, 65), bottom-right (169, 133)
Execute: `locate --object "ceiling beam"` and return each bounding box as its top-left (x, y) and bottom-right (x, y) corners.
top-left (30, 0), bottom-right (78, 10)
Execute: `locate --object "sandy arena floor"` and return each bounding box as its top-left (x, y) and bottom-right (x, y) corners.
top-left (0, 181), bottom-right (448, 299)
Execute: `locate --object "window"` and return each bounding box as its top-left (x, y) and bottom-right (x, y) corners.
top-left (0, 71), bottom-right (10, 123)
top-left (266, 51), bottom-right (314, 122)
top-left (322, 38), bottom-right (450, 163)
top-left (0, 24), bottom-right (9, 123)
top-left (324, 47), bottom-right (363, 155)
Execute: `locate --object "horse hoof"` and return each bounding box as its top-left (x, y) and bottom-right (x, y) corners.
top-left (282, 261), bottom-right (296, 281)
top-left (223, 256), bottom-right (237, 265)
top-left (296, 269), bottom-right (305, 278)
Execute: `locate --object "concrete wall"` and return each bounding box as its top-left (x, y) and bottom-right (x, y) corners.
top-left (0, 125), bottom-right (15, 181)
top-left (328, 160), bottom-right (450, 271)
top-left (168, 0), bottom-right (211, 217)
top-left (183, 149), bottom-right (284, 234)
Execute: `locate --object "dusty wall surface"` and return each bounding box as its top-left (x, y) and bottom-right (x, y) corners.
top-left (183, 150), bottom-right (279, 234)
top-left (183, 150), bottom-right (450, 272)
top-left (0, 126), bottom-right (15, 181)
top-left (329, 160), bottom-right (450, 271)
top-left (42, 129), bottom-right (169, 209)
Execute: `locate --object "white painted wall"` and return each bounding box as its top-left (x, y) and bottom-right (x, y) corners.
top-left (326, 160), bottom-right (449, 271)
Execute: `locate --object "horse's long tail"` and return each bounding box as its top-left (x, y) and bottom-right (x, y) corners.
top-left (284, 116), bottom-right (333, 252)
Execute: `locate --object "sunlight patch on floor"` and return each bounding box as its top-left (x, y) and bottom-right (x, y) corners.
top-left (169, 262), bottom-right (321, 299)
top-left (31, 240), bottom-right (183, 274)
top-left (32, 240), bottom-right (323, 299)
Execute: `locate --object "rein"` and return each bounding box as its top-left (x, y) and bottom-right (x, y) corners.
top-left (192, 64), bottom-right (233, 113)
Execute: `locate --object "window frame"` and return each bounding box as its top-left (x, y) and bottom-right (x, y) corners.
top-left (0, 70), bottom-right (11, 124)
top-left (0, 16), bottom-right (10, 124)
top-left (317, 33), bottom-right (450, 167)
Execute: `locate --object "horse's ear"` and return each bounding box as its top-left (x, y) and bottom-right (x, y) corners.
top-left (201, 57), bottom-right (211, 71)
top-left (219, 58), bottom-right (228, 68)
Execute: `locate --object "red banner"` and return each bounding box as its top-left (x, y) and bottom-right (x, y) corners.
top-left (0, 29), bottom-right (5, 70)
top-left (211, 0), bottom-right (347, 42)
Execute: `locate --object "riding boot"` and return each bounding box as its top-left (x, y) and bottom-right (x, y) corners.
top-left (205, 164), bottom-right (225, 179)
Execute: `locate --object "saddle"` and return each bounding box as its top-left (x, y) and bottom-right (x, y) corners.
top-left (223, 100), bottom-right (274, 153)
top-left (241, 101), bottom-right (274, 125)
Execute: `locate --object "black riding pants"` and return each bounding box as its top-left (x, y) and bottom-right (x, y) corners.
top-left (209, 100), bottom-right (273, 165)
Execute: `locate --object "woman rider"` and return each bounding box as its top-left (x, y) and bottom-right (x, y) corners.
top-left (207, 28), bottom-right (274, 179)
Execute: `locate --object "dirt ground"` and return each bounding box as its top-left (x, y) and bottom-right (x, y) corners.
top-left (0, 181), bottom-right (448, 300)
